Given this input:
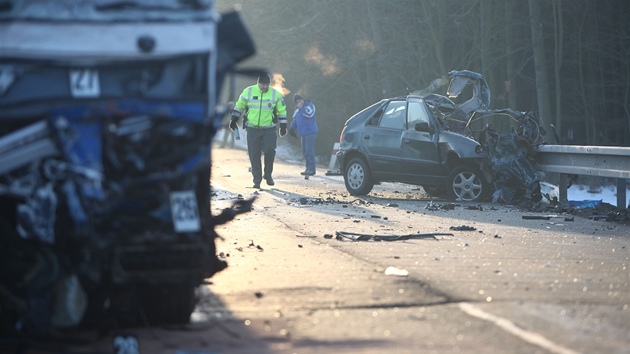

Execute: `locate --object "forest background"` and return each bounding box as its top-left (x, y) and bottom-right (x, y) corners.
top-left (216, 0), bottom-right (630, 159)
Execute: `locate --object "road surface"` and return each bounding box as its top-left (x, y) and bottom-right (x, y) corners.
top-left (24, 144), bottom-right (630, 354)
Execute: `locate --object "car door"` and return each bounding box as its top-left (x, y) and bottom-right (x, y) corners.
top-left (399, 98), bottom-right (442, 183)
top-left (360, 100), bottom-right (406, 177)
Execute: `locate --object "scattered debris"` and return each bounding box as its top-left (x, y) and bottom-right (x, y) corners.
top-left (323, 234), bottom-right (333, 239)
top-left (449, 225), bottom-right (477, 231)
top-left (289, 196), bottom-right (351, 206)
top-left (522, 215), bottom-right (574, 221)
top-left (384, 266), bottom-right (409, 277)
top-left (425, 201), bottom-right (460, 211)
top-left (248, 240), bottom-right (264, 251)
top-left (560, 201), bottom-right (630, 225)
top-left (568, 200), bottom-right (602, 209)
top-left (335, 230), bottom-right (453, 242)
top-left (255, 292), bottom-right (264, 299)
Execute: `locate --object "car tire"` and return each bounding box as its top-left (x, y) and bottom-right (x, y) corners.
top-left (141, 284), bottom-right (196, 325)
top-left (110, 283), bottom-right (197, 326)
top-left (422, 185), bottom-right (446, 197)
top-left (344, 157), bottom-right (374, 196)
top-left (446, 164), bottom-right (490, 202)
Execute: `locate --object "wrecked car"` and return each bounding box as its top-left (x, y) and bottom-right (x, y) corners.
top-left (337, 70), bottom-right (546, 202)
top-left (0, 0), bottom-right (255, 337)
top-left (337, 95), bottom-right (492, 201)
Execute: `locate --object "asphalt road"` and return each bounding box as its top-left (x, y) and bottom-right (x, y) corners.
top-left (200, 146), bottom-right (629, 354)
top-left (34, 144), bottom-right (629, 354)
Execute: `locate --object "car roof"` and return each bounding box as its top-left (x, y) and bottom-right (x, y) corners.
top-left (345, 95), bottom-right (428, 126)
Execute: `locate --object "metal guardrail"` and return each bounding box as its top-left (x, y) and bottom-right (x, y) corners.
top-left (534, 145), bottom-right (630, 208)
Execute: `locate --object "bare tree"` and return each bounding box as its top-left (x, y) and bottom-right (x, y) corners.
top-left (528, 0), bottom-right (553, 129)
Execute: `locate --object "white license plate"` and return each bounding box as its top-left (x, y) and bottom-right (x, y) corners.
top-left (169, 191), bottom-right (201, 233)
top-left (69, 68), bottom-right (100, 98)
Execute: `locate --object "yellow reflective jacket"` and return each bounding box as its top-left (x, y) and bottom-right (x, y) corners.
top-left (232, 84), bottom-right (287, 128)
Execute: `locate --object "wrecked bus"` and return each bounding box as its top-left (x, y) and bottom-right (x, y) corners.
top-left (0, 0), bottom-right (255, 334)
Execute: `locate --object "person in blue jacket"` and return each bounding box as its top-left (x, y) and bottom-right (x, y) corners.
top-left (289, 94), bottom-right (318, 176)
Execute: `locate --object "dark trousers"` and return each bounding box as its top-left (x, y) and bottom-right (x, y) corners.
top-left (246, 127), bottom-right (277, 184)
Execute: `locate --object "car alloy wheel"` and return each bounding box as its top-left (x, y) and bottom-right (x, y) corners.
top-left (447, 164), bottom-right (489, 202)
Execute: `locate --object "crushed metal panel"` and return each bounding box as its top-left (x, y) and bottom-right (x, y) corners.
top-left (418, 70), bottom-right (547, 203)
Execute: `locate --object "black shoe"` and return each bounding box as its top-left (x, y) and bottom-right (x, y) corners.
top-left (304, 170), bottom-right (316, 176)
top-left (264, 177), bottom-right (274, 186)
top-left (300, 171), bottom-right (308, 175)
top-left (253, 183), bottom-right (261, 189)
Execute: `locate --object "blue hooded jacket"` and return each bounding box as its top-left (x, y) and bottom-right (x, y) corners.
top-left (290, 100), bottom-right (318, 137)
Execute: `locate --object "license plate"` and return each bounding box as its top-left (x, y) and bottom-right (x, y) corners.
top-left (169, 191), bottom-right (201, 232)
top-left (69, 68), bottom-right (100, 98)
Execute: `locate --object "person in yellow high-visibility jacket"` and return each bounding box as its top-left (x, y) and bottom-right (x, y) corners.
top-left (230, 73), bottom-right (287, 188)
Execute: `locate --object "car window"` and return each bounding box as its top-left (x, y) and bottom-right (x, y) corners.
top-left (407, 101), bottom-right (431, 129)
top-left (378, 101), bottom-right (406, 129)
top-left (367, 109), bottom-right (383, 126)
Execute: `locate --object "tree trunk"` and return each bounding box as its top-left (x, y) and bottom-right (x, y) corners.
top-left (366, 1), bottom-right (393, 99)
top-left (504, 1), bottom-right (518, 110)
top-left (528, 0), bottom-right (553, 129)
top-left (552, 0), bottom-right (563, 134)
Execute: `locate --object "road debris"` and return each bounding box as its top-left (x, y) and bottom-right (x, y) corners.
top-left (289, 196), bottom-right (351, 206)
top-left (248, 240), bottom-right (264, 251)
top-left (449, 225), bottom-right (477, 231)
top-left (384, 266), bottom-right (409, 277)
top-left (425, 201), bottom-right (459, 211)
top-left (335, 230), bottom-right (453, 242)
top-left (522, 215), bottom-right (574, 221)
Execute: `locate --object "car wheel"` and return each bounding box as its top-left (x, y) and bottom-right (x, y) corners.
top-left (446, 164), bottom-right (490, 202)
top-left (422, 185), bottom-right (446, 197)
top-left (141, 284), bottom-right (197, 325)
top-left (110, 283), bottom-right (197, 326)
top-left (344, 157), bottom-right (374, 196)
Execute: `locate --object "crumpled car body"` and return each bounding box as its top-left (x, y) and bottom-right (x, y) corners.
top-left (0, 0), bottom-right (255, 335)
top-left (338, 70), bottom-right (546, 203)
top-left (337, 95), bottom-right (492, 202)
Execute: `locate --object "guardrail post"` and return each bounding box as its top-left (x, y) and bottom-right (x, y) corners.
top-left (558, 174), bottom-right (568, 203)
top-left (617, 179), bottom-right (627, 208)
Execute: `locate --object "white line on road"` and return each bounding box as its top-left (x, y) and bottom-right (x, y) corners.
top-left (458, 302), bottom-right (580, 354)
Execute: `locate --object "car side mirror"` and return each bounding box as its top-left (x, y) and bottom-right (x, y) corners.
top-left (415, 122), bottom-right (434, 134)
